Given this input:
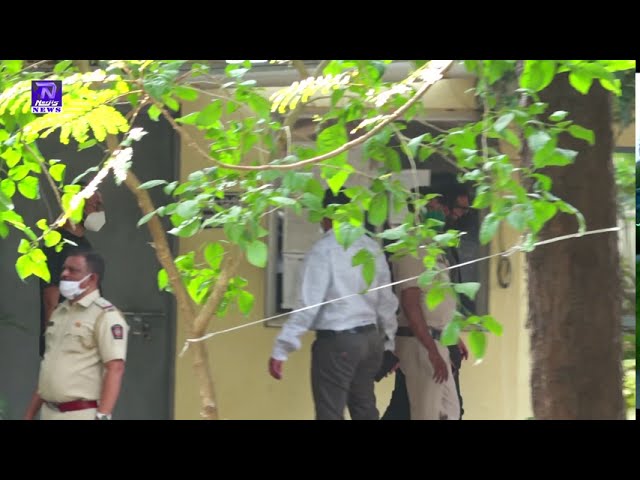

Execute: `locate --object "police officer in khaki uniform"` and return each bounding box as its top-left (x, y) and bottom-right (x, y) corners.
top-left (24, 249), bottom-right (129, 420)
top-left (391, 192), bottom-right (464, 420)
top-left (393, 251), bottom-right (461, 420)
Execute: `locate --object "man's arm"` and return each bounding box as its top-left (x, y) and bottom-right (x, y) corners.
top-left (401, 287), bottom-right (448, 383)
top-left (42, 285), bottom-right (60, 325)
top-left (41, 245), bottom-right (64, 326)
top-left (269, 247), bottom-right (331, 378)
top-left (24, 392), bottom-right (44, 420)
top-left (95, 309), bottom-right (129, 416)
top-left (98, 359), bottom-right (125, 416)
top-left (375, 253), bottom-right (398, 352)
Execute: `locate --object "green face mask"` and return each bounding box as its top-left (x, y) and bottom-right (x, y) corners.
top-left (421, 208), bottom-right (446, 232)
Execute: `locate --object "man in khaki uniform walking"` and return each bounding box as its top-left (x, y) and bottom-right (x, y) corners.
top-left (392, 194), bottom-right (462, 420)
top-left (24, 250), bottom-right (129, 420)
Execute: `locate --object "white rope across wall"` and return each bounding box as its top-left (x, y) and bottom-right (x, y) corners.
top-left (178, 226), bottom-right (621, 357)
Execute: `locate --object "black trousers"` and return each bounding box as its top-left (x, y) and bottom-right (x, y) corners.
top-left (311, 328), bottom-right (383, 420)
top-left (382, 345), bottom-right (464, 420)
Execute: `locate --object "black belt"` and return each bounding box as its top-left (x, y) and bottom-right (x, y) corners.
top-left (316, 323), bottom-right (377, 338)
top-left (396, 326), bottom-right (441, 341)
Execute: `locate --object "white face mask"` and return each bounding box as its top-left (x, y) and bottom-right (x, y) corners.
top-left (59, 274), bottom-right (92, 300)
top-left (84, 211), bottom-right (106, 232)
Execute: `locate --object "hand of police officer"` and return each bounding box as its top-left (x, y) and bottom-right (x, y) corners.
top-left (268, 357), bottom-right (284, 380)
top-left (458, 339), bottom-right (469, 361)
top-left (428, 349), bottom-right (448, 383)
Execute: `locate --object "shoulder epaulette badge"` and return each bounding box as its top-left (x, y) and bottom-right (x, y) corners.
top-left (95, 297), bottom-right (116, 312)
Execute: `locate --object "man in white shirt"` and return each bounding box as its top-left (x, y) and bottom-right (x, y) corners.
top-left (268, 190), bottom-right (398, 420)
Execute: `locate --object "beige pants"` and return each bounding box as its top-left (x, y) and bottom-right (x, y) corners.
top-left (41, 403), bottom-right (97, 420)
top-left (396, 337), bottom-right (460, 420)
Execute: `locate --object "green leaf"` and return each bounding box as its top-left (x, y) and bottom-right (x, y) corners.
top-left (335, 222), bottom-right (364, 250)
top-left (237, 291), bottom-right (254, 315)
top-left (575, 211), bottom-right (586, 235)
top-left (325, 166), bottom-right (352, 195)
top-left (568, 71), bottom-right (593, 94)
top-left (433, 232), bottom-right (458, 246)
top-left (3, 59), bottom-right (23, 73)
top-left (453, 282), bottom-right (481, 300)
top-left (548, 110), bottom-right (569, 122)
top-left (148, 104), bottom-right (162, 121)
top-left (599, 60), bottom-right (636, 72)
top-left (532, 140), bottom-right (556, 168)
top-left (531, 173), bottom-right (552, 191)
top-left (15, 254), bottom-right (34, 280)
top-left (494, 113), bottom-right (514, 132)
top-left (531, 201), bottom-right (557, 233)
top-left (407, 134), bottom-right (427, 158)
top-left (519, 61), bottom-right (556, 92)
top-left (174, 86), bottom-right (199, 102)
top-left (368, 193), bottom-right (388, 227)
top-left (17, 176), bottom-right (39, 199)
top-left (157, 269), bottom-right (169, 291)
top-left (164, 96), bottom-right (180, 112)
top-left (269, 196), bottom-right (297, 207)
top-left (175, 112), bottom-right (200, 125)
top-left (168, 219), bottom-right (201, 238)
top-left (224, 222), bottom-right (244, 244)
top-left (440, 321), bottom-right (461, 346)
top-left (378, 224), bottom-right (407, 240)
top-left (137, 211), bottom-right (156, 227)
top-left (18, 238), bottom-right (30, 254)
top-left (176, 200), bottom-right (200, 219)
top-left (197, 102), bottom-right (223, 127)
top-left (468, 331), bottom-right (487, 359)
top-left (598, 77), bottom-right (621, 95)
top-left (246, 240), bottom-right (268, 268)
top-left (163, 181), bottom-right (179, 195)
top-left (480, 315), bottom-right (503, 336)
top-left (138, 179), bottom-right (167, 190)
top-left (506, 208), bottom-right (527, 230)
top-left (43, 230), bottom-right (62, 248)
top-left (417, 270), bottom-right (437, 289)
top-left (29, 249), bottom-right (50, 283)
top-left (1, 178), bottom-right (16, 198)
top-left (204, 242), bottom-right (224, 269)
top-left (1, 148), bottom-right (21, 168)
top-left (8, 165), bottom-right (29, 182)
top-left (0, 221), bottom-right (8, 238)
top-left (352, 248), bottom-right (375, 287)
top-left (527, 131), bottom-right (552, 152)
top-left (545, 148), bottom-right (577, 167)
top-left (49, 164), bottom-right (65, 182)
top-left (53, 60), bottom-right (73, 73)
top-left (426, 285), bottom-right (446, 311)
top-left (567, 125), bottom-right (595, 145)
top-left (479, 213), bottom-right (500, 245)
top-left (78, 139), bottom-right (98, 151)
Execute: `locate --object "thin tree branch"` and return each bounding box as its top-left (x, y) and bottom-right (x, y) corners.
top-left (24, 144), bottom-right (62, 210)
top-left (292, 60), bottom-right (310, 79)
top-left (191, 252), bottom-right (241, 337)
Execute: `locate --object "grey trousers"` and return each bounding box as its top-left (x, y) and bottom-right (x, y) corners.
top-left (311, 328), bottom-right (384, 420)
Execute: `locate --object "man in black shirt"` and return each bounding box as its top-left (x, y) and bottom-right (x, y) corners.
top-left (39, 190), bottom-right (106, 357)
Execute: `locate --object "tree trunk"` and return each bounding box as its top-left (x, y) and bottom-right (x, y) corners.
top-left (526, 73), bottom-right (625, 419)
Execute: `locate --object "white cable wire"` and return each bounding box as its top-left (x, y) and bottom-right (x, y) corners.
top-left (179, 226), bottom-right (621, 357)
